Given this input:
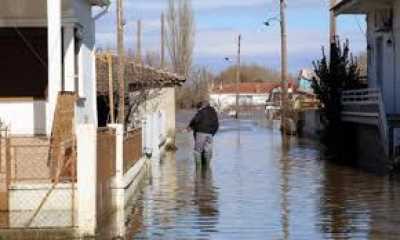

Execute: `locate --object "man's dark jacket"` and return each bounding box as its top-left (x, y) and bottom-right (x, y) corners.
top-left (189, 106), bottom-right (219, 136)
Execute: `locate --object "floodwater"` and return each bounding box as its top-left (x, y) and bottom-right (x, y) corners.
top-left (122, 119), bottom-right (400, 240)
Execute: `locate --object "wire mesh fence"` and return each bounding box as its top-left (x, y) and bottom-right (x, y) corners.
top-left (0, 133), bottom-right (77, 229)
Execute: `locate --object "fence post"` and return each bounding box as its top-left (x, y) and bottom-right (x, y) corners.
top-left (76, 124), bottom-right (97, 236)
top-left (109, 124), bottom-right (124, 189)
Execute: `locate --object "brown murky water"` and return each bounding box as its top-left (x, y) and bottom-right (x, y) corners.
top-left (123, 119), bottom-right (400, 240)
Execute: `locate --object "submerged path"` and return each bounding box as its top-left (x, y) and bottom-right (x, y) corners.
top-left (125, 119), bottom-right (400, 240)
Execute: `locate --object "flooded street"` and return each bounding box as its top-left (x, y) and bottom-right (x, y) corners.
top-left (123, 119), bottom-right (400, 240)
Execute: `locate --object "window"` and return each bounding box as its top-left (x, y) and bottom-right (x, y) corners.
top-left (0, 28), bottom-right (48, 98)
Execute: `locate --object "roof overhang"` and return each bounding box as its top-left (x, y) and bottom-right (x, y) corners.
top-left (333, 0), bottom-right (392, 15)
top-left (90, 0), bottom-right (111, 7)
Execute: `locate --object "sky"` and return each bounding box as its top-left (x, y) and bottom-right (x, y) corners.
top-left (95, 0), bottom-right (367, 74)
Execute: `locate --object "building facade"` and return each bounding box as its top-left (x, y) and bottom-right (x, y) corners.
top-left (334, 0), bottom-right (400, 171)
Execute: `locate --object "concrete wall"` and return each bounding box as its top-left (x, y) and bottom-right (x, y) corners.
top-left (298, 110), bottom-right (322, 139)
top-left (344, 123), bottom-right (391, 173)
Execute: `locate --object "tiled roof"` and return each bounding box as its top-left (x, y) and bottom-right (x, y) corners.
top-left (90, 0), bottom-right (110, 6)
top-left (96, 54), bottom-right (186, 94)
top-left (212, 82), bottom-right (279, 95)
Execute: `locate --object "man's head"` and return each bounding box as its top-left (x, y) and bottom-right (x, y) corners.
top-left (196, 100), bottom-right (210, 110)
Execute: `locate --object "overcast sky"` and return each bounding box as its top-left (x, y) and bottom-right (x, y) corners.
top-left (95, 0), bottom-right (367, 73)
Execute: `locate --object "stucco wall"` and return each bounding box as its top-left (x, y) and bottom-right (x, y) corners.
top-left (0, 99), bottom-right (46, 135)
top-left (144, 87), bottom-right (176, 134)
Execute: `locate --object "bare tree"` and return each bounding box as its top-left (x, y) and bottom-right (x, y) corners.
top-left (166, 0), bottom-right (195, 77)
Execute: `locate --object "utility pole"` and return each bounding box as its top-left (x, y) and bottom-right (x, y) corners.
top-left (136, 19), bottom-right (142, 64)
top-left (236, 34), bottom-right (241, 120)
top-left (330, 0), bottom-right (337, 44)
top-left (117, 0), bottom-right (125, 124)
top-left (280, 0), bottom-right (289, 135)
top-left (161, 13), bottom-right (165, 69)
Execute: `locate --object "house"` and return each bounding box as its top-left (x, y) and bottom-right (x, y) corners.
top-left (210, 82), bottom-right (278, 112)
top-left (334, 0), bottom-right (400, 171)
top-left (0, 0), bottom-right (110, 236)
top-left (96, 54), bottom-right (186, 158)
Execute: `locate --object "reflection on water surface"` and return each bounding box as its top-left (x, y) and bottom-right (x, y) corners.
top-left (123, 120), bottom-right (400, 240)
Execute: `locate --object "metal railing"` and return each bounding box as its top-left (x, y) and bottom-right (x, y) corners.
top-left (342, 88), bottom-right (389, 156)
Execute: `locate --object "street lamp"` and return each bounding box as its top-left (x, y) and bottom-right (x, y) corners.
top-left (263, 1), bottom-right (289, 136)
top-left (224, 34), bottom-right (241, 120)
top-left (263, 17), bottom-right (280, 27)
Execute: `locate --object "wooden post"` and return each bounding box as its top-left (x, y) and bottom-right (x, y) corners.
top-left (280, 0), bottom-right (289, 136)
top-left (136, 19), bottom-right (142, 64)
top-left (236, 34), bottom-right (241, 120)
top-left (117, 0), bottom-right (125, 124)
top-left (330, 0), bottom-right (337, 44)
top-left (108, 54), bottom-right (115, 124)
top-left (161, 13), bottom-right (165, 69)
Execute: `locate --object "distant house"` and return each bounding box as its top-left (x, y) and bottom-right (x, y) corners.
top-left (210, 82), bottom-right (278, 112)
top-left (334, 0), bottom-right (400, 171)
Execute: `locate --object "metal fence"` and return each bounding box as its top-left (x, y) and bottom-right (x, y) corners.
top-left (0, 132), bottom-right (77, 229)
top-left (123, 128), bottom-right (142, 174)
top-left (7, 137), bottom-right (51, 183)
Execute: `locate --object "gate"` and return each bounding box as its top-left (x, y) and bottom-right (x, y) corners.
top-left (0, 127), bottom-right (9, 228)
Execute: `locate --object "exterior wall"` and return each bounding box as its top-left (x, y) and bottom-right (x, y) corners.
top-left (0, 99), bottom-right (46, 135)
top-left (73, 0), bottom-right (98, 128)
top-left (344, 123), bottom-right (391, 173)
top-left (394, 1), bottom-right (400, 113)
top-left (144, 87), bottom-right (176, 135)
top-left (210, 93), bottom-right (268, 112)
top-left (298, 110), bottom-right (323, 139)
top-left (366, 5), bottom-right (400, 114)
top-left (137, 87), bottom-right (176, 157)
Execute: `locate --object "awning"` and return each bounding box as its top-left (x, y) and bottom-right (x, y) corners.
top-left (333, 0), bottom-right (392, 15)
top-left (90, 0), bottom-right (111, 7)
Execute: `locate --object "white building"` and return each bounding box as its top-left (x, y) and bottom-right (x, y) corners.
top-left (210, 82), bottom-right (277, 112)
top-left (0, 0), bottom-right (106, 136)
top-left (0, 0), bottom-right (109, 235)
top-left (334, 0), bottom-right (400, 170)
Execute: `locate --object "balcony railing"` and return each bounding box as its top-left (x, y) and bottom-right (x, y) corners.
top-left (341, 88), bottom-right (389, 155)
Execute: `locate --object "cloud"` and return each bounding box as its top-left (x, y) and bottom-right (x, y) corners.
top-left (95, 0), bottom-right (365, 72)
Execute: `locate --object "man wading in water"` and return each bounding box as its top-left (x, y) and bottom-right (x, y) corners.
top-left (188, 101), bottom-right (219, 166)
